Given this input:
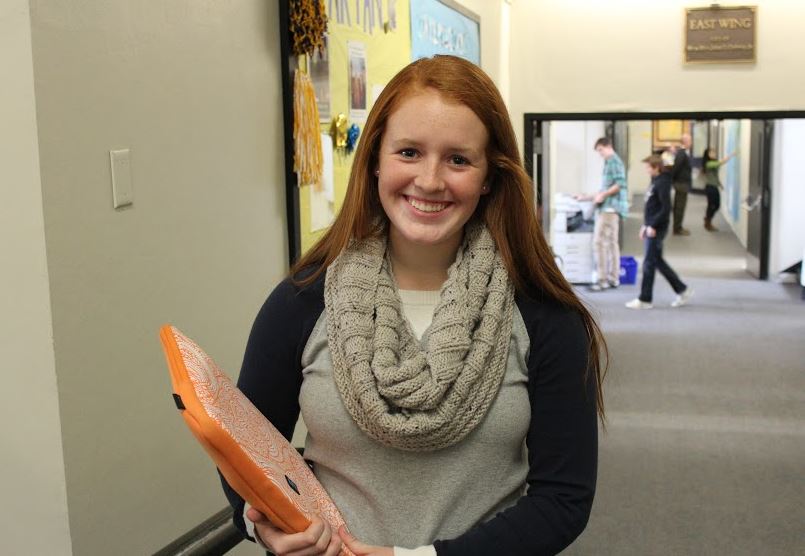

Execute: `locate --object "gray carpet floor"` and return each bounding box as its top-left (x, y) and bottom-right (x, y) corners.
top-left (563, 194), bottom-right (805, 555)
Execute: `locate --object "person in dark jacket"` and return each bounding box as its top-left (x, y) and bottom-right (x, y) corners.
top-left (626, 155), bottom-right (694, 310)
top-left (670, 133), bottom-right (692, 235)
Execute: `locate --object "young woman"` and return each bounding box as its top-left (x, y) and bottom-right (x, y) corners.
top-left (701, 147), bottom-right (737, 231)
top-left (222, 55), bottom-right (607, 556)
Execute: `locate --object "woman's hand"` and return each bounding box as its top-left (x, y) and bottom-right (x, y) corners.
top-left (246, 507), bottom-right (342, 556)
top-left (338, 526), bottom-right (394, 556)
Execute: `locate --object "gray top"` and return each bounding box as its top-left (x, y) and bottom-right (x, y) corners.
top-left (298, 308), bottom-right (531, 547)
top-left (223, 273), bottom-right (598, 555)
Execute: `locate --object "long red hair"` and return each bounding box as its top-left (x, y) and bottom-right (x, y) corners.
top-left (292, 55), bottom-right (607, 421)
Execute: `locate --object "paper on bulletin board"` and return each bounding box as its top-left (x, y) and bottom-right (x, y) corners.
top-left (309, 42), bottom-right (331, 122)
top-left (371, 84), bottom-right (385, 104)
top-left (348, 41), bottom-right (368, 122)
top-left (310, 133), bottom-right (335, 231)
top-left (321, 133), bottom-right (334, 203)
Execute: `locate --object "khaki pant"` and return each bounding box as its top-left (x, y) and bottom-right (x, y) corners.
top-left (673, 181), bottom-right (689, 232)
top-left (593, 212), bottom-right (620, 285)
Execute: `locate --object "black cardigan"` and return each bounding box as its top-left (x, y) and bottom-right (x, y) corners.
top-left (222, 272), bottom-right (598, 556)
top-left (644, 172), bottom-right (673, 232)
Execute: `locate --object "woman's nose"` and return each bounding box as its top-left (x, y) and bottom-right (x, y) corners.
top-left (414, 160), bottom-right (445, 192)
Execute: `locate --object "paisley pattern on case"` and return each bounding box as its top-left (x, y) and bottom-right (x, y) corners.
top-left (171, 327), bottom-right (350, 538)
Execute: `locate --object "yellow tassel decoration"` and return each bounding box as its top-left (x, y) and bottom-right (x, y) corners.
top-left (289, 0), bottom-right (328, 57)
top-left (294, 69), bottom-right (323, 188)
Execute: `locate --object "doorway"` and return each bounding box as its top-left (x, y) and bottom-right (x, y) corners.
top-left (525, 110), bottom-right (805, 281)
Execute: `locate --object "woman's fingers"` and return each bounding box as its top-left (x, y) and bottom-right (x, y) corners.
top-left (285, 516), bottom-right (336, 556)
top-left (274, 517), bottom-right (325, 554)
top-left (324, 531), bottom-right (344, 556)
top-left (338, 526), bottom-right (394, 556)
top-left (244, 507), bottom-right (282, 547)
top-left (245, 510), bottom-right (344, 556)
top-left (246, 507), bottom-right (268, 524)
top-left (251, 514), bottom-right (340, 556)
top-left (250, 515), bottom-right (284, 551)
top-left (338, 526), bottom-right (371, 554)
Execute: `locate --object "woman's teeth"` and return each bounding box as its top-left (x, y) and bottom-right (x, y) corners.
top-left (407, 197), bottom-right (448, 213)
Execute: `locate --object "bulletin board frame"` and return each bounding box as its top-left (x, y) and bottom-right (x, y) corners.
top-left (278, 0), bottom-right (301, 265)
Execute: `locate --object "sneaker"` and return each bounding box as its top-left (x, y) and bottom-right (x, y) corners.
top-left (673, 228), bottom-right (691, 236)
top-left (588, 282), bottom-right (609, 292)
top-left (671, 287), bottom-right (694, 308)
top-left (625, 298), bottom-right (653, 310)
top-left (608, 280), bottom-right (620, 289)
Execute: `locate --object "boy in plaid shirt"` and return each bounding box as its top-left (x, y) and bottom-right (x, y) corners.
top-left (577, 137), bottom-right (629, 291)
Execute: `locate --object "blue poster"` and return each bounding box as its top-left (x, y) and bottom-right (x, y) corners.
top-left (724, 120), bottom-right (741, 222)
top-left (410, 0), bottom-right (480, 64)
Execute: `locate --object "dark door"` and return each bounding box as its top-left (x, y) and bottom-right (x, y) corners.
top-left (612, 121), bottom-right (629, 164)
top-left (531, 119), bottom-right (549, 229)
top-left (746, 120), bottom-right (773, 279)
top-left (611, 121), bottom-right (629, 248)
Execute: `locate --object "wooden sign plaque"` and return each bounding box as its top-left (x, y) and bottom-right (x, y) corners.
top-left (685, 5), bottom-right (756, 64)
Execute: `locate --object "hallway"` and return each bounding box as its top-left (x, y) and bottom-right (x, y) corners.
top-left (566, 194), bottom-right (805, 555)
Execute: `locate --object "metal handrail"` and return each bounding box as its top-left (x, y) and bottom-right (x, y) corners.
top-left (153, 507), bottom-right (243, 556)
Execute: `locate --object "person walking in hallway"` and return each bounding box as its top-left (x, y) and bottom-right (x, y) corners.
top-left (577, 137), bottom-right (629, 291)
top-left (626, 155), bottom-right (693, 310)
top-left (671, 133), bottom-right (692, 236)
top-left (702, 147), bottom-right (737, 232)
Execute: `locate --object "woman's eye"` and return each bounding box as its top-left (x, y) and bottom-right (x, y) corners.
top-left (450, 155), bottom-right (469, 166)
top-left (399, 149), bottom-right (417, 158)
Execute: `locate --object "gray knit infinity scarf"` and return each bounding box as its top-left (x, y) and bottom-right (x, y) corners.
top-left (325, 221), bottom-right (515, 452)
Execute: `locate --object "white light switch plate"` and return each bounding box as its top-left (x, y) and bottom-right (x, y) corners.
top-left (110, 149), bottom-right (133, 208)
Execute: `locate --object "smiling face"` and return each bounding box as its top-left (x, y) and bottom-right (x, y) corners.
top-left (376, 88), bottom-right (489, 255)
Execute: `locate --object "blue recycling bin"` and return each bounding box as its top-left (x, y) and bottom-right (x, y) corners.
top-left (620, 256), bottom-right (638, 285)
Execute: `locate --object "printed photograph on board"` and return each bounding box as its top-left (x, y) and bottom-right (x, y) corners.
top-left (309, 37), bottom-right (330, 122)
top-left (348, 41), bottom-right (367, 121)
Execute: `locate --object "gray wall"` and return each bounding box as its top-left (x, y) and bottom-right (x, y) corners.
top-left (770, 119), bottom-right (805, 275)
top-left (27, 1), bottom-right (288, 553)
top-left (1, 1), bottom-right (72, 553)
top-left (510, 0), bottom-right (805, 148)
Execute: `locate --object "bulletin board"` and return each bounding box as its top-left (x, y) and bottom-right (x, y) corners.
top-left (279, 0), bottom-right (480, 263)
top-left (300, 0), bottom-right (412, 255)
top-left (410, 0), bottom-right (480, 63)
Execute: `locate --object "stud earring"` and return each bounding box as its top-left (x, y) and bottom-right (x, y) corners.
top-left (374, 169), bottom-right (380, 177)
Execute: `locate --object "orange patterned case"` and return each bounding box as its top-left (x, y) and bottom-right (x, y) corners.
top-left (160, 325), bottom-right (354, 555)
